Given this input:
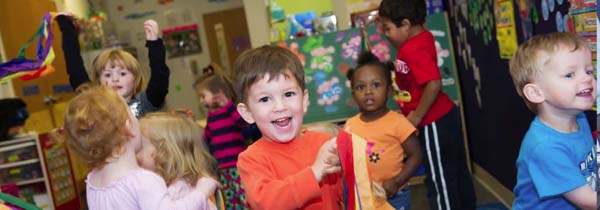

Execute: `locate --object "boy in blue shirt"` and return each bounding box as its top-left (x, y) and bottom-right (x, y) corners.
top-left (510, 32), bottom-right (597, 209)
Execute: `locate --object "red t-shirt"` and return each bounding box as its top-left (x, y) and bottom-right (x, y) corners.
top-left (394, 30), bottom-right (454, 127)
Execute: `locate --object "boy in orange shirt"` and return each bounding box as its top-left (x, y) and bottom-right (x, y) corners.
top-left (234, 45), bottom-right (343, 210)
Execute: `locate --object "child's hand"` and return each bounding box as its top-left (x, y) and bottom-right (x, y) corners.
top-left (208, 93), bottom-right (228, 112)
top-left (196, 177), bottom-right (221, 196)
top-left (144, 20), bottom-right (160, 41)
top-left (311, 139), bottom-right (341, 182)
top-left (382, 178), bottom-right (401, 198)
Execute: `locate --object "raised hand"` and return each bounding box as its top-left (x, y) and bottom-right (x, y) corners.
top-left (144, 19), bottom-right (160, 41)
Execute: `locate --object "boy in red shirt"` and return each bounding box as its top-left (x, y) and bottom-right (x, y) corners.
top-left (378, 0), bottom-right (476, 209)
top-left (234, 46), bottom-right (343, 210)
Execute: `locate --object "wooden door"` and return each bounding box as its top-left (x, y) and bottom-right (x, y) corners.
top-left (0, 0), bottom-right (75, 132)
top-left (203, 7), bottom-right (251, 77)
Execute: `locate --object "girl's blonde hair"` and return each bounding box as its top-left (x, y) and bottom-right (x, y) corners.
top-left (140, 112), bottom-right (217, 186)
top-left (90, 49), bottom-right (145, 95)
top-left (62, 86), bottom-right (131, 169)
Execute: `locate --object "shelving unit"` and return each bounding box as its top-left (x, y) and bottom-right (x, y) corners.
top-left (0, 133), bottom-right (52, 209)
top-left (0, 133), bottom-right (80, 210)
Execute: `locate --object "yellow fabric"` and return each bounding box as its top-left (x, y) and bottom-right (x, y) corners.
top-left (350, 132), bottom-right (394, 210)
top-left (346, 111), bottom-right (416, 183)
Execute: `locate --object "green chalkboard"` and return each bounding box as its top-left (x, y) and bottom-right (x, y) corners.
top-left (277, 12), bottom-right (461, 124)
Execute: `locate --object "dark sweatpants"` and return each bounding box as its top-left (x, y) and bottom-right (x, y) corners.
top-left (418, 106), bottom-right (476, 210)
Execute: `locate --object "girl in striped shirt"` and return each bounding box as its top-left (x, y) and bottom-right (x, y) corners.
top-left (194, 64), bottom-right (249, 209)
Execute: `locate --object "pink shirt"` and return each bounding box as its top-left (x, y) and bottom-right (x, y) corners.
top-left (86, 168), bottom-right (209, 210)
top-left (167, 179), bottom-right (217, 210)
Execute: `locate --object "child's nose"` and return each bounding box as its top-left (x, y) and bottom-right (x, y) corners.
top-left (273, 98), bottom-right (286, 112)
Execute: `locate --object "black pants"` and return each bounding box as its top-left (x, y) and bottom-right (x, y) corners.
top-left (418, 106), bottom-right (476, 210)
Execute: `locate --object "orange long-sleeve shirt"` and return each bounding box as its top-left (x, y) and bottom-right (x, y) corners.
top-left (237, 130), bottom-right (343, 210)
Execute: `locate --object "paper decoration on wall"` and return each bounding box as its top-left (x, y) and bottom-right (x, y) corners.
top-left (494, 0), bottom-right (518, 59)
top-left (427, 0), bottom-right (445, 14)
top-left (232, 36), bottom-right (250, 52)
top-left (22, 85), bottom-right (39, 96)
top-left (52, 84), bottom-right (73, 94)
top-left (182, 9), bottom-right (194, 23)
top-left (516, 0), bottom-right (538, 39)
top-left (450, 0), bottom-right (484, 107)
top-left (466, 0), bottom-right (494, 45)
top-left (162, 24), bottom-right (202, 58)
top-left (0, 13), bottom-right (57, 82)
top-left (125, 11), bottom-right (157, 20)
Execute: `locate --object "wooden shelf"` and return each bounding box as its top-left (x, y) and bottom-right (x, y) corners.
top-left (16, 178), bottom-right (45, 186)
top-left (0, 133), bottom-right (36, 147)
top-left (0, 141), bottom-right (36, 153)
top-left (0, 158), bottom-right (40, 170)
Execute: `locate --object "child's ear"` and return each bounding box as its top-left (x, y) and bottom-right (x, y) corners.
top-left (303, 89), bottom-right (309, 113)
top-left (237, 103), bottom-right (255, 124)
top-left (400, 18), bottom-right (411, 28)
top-left (522, 83), bottom-right (545, 104)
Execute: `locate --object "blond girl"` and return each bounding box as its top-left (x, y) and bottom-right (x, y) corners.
top-left (137, 112), bottom-right (220, 209)
top-left (56, 15), bottom-right (169, 118)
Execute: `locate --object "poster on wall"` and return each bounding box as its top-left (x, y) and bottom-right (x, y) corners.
top-left (276, 12), bottom-right (461, 123)
top-left (162, 24), bottom-right (202, 58)
top-left (495, 0), bottom-right (518, 59)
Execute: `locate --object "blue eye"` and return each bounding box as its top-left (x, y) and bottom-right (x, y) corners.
top-left (585, 69), bottom-right (594, 75)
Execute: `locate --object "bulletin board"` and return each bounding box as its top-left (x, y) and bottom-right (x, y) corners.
top-left (276, 12), bottom-right (461, 124)
top-left (444, 0), bottom-right (597, 190)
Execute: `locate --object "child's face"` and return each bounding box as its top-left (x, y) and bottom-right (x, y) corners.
top-left (195, 86), bottom-right (224, 110)
top-left (238, 71), bottom-right (308, 143)
top-left (100, 62), bottom-right (136, 101)
top-left (379, 17), bottom-right (410, 49)
top-left (534, 46), bottom-right (596, 114)
top-left (136, 127), bottom-right (157, 171)
top-left (351, 65), bottom-right (390, 115)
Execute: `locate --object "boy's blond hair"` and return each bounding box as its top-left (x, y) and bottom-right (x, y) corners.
top-left (509, 32), bottom-right (587, 113)
top-left (233, 45), bottom-right (305, 103)
top-left (90, 49), bottom-right (145, 95)
top-left (62, 86), bottom-right (131, 169)
top-left (140, 112), bottom-right (217, 186)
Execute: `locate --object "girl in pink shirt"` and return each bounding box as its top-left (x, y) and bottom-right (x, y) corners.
top-left (137, 112), bottom-right (221, 209)
top-left (60, 86), bottom-right (216, 210)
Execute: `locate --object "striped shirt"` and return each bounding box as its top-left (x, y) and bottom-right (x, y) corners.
top-left (204, 100), bottom-right (247, 168)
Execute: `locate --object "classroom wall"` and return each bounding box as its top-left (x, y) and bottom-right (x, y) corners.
top-left (443, 0), bottom-right (597, 190)
top-left (100, 0), bottom-right (243, 118)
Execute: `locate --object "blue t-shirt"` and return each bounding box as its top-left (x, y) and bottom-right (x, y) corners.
top-left (513, 113), bottom-right (597, 210)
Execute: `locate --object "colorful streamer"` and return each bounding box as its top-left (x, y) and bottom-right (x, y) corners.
top-left (337, 130), bottom-right (394, 210)
top-left (0, 12), bottom-right (57, 82)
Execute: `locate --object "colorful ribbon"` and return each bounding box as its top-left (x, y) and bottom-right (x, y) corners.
top-left (337, 130), bottom-right (394, 210)
top-left (0, 12), bottom-right (57, 82)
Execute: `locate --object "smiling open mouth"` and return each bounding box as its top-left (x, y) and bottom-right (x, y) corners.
top-left (272, 117), bottom-right (291, 127)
